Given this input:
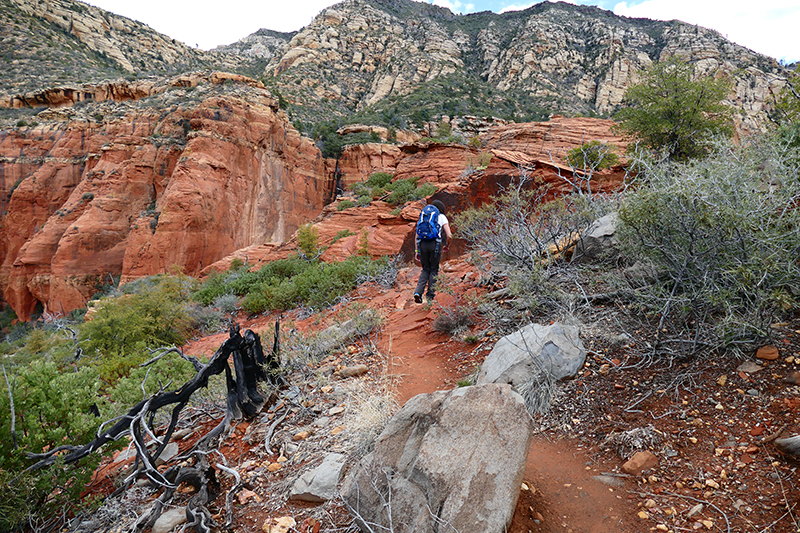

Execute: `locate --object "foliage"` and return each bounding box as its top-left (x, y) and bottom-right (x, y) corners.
top-left (772, 68), bottom-right (800, 125)
top-left (80, 275), bottom-right (197, 384)
top-left (615, 58), bottom-right (733, 161)
top-left (331, 229), bottom-right (355, 244)
top-left (107, 353), bottom-right (196, 407)
top-left (310, 121), bottom-right (382, 159)
top-left (195, 254), bottom-right (391, 314)
top-left (566, 141), bottom-right (620, 171)
top-left (617, 135), bottom-right (800, 348)
top-left (0, 361), bottom-right (109, 531)
top-left (351, 175), bottom-right (436, 206)
top-left (337, 199), bottom-right (356, 210)
top-left (297, 223), bottom-right (321, 258)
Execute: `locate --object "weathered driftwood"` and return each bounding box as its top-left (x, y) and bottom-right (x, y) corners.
top-left (26, 321), bottom-right (282, 533)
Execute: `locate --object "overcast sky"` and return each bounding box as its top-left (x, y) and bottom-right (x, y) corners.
top-left (83, 0), bottom-right (799, 64)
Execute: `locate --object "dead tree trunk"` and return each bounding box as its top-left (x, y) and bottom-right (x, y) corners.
top-left (25, 321), bottom-right (282, 532)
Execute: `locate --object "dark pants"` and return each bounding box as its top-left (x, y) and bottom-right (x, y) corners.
top-left (415, 239), bottom-right (441, 300)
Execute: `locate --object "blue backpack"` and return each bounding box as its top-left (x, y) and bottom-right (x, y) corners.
top-left (416, 204), bottom-right (441, 240)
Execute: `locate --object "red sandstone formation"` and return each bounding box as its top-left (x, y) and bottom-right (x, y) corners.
top-left (1, 91), bottom-right (327, 320)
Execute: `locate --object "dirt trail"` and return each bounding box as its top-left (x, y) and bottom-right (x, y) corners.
top-left (377, 267), bottom-right (639, 533)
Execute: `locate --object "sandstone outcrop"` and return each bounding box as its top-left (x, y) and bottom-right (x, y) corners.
top-left (0, 82), bottom-right (328, 320)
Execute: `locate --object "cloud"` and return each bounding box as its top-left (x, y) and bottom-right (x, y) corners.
top-left (432, 0), bottom-right (476, 13)
top-left (613, 0), bottom-right (799, 63)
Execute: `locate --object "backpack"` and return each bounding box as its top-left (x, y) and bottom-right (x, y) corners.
top-left (416, 204), bottom-right (441, 241)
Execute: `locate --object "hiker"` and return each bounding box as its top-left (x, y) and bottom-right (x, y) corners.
top-left (414, 199), bottom-right (452, 303)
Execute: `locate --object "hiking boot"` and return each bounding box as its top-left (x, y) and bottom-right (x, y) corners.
top-left (414, 293), bottom-right (422, 303)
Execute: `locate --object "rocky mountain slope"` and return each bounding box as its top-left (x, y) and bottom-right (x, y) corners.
top-left (256, 0), bottom-right (788, 134)
top-left (0, 0), bottom-right (223, 96)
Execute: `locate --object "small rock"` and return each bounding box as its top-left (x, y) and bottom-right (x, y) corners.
top-left (783, 371), bottom-right (800, 385)
top-left (622, 451), bottom-right (658, 476)
top-left (339, 365), bottom-right (369, 378)
top-left (313, 416), bottom-right (331, 428)
top-left (701, 519), bottom-right (714, 529)
top-left (756, 345), bottom-right (779, 361)
top-left (152, 507), bottom-right (187, 533)
top-left (113, 447), bottom-right (137, 463)
top-left (746, 389), bottom-right (759, 397)
top-left (155, 442), bottom-right (180, 466)
top-left (331, 425), bottom-right (346, 436)
top-left (173, 428), bottom-right (194, 440)
top-left (686, 503), bottom-right (704, 517)
top-left (705, 479), bottom-right (720, 489)
top-left (268, 463), bottom-right (282, 472)
top-left (717, 375), bottom-right (727, 386)
top-left (644, 499), bottom-right (657, 508)
top-left (593, 475), bottom-right (624, 487)
top-left (262, 516), bottom-right (296, 533)
top-left (293, 430), bottom-right (311, 441)
top-left (737, 361), bottom-right (764, 374)
top-left (237, 489), bottom-right (261, 504)
top-left (638, 511), bottom-right (650, 519)
top-left (656, 525), bottom-right (669, 531)
top-left (327, 405), bottom-right (345, 416)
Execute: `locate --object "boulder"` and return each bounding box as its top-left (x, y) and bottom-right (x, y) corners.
top-left (341, 384), bottom-right (533, 533)
top-left (289, 453), bottom-right (347, 503)
top-left (573, 212), bottom-right (618, 262)
top-left (476, 322), bottom-right (586, 388)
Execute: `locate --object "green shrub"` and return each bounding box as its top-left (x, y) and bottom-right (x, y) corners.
top-left (297, 223), bottom-right (321, 258)
top-left (0, 361), bottom-right (110, 531)
top-left (366, 172), bottom-right (393, 188)
top-left (385, 177), bottom-right (436, 205)
top-left (80, 275), bottom-right (196, 383)
top-left (214, 254), bottom-right (389, 314)
top-left (617, 135), bottom-right (800, 346)
top-left (331, 229), bottom-right (355, 244)
top-left (566, 141), bottom-right (620, 170)
top-left (338, 199), bottom-right (355, 210)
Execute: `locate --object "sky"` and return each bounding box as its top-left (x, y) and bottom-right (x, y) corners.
top-left (83, 0), bottom-right (799, 64)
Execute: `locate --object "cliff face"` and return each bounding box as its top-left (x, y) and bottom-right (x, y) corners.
top-left (260, 0), bottom-right (787, 134)
top-left (0, 80), bottom-right (327, 320)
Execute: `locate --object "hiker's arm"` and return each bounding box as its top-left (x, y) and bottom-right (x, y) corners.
top-left (442, 223), bottom-right (452, 252)
top-left (415, 236), bottom-right (420, 262)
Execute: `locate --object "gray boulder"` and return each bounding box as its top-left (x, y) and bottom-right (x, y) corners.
top-left (290, 453), bottom-right (347, 503)
top-left (341, 384), bottom-right (532, 533)
top-left (476, 322), bottom-right (586, 387)
top-left (573, 212), bottom-right (618, 262)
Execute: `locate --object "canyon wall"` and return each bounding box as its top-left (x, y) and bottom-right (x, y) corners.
top-left (0, 88), bottom-right (328, 320)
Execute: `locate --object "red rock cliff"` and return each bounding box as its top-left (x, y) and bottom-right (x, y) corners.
top-left (0, 91), bottom-right (328, 320)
